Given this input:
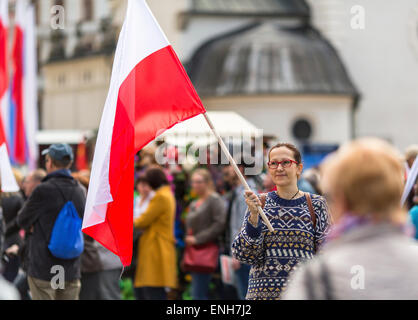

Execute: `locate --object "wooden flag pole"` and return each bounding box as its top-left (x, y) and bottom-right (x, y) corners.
top-left (203, 112), bottom-right (274, 232)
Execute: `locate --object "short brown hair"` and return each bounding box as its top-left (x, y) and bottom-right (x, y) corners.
top-left (321, 138), bottom-right (405, 219)
top-left (268, 143), bottom-right (302, 164)
top-left (135, 175), bottom-right (150, 189)
top-left (32, 169), bottom-right (47, 183)
top-left (145, 166), bottom-right (168, 190)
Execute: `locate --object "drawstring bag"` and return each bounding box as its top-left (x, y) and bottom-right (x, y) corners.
top-left (48, 183), bottom-right (84, 259)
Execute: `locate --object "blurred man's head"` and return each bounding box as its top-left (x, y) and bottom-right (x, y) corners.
top-left (23, 169), bottom-right (47, 197)
top-left (222, 164), bottom-right (245, 188)
top-left (222, 152), bottom-right (250, 187)
top-left (42, 144), bottom-right (74, 174)
top-left (262, 173), bottom-right (275, 191)
top-left (321, 138), bottom-right (405, 224)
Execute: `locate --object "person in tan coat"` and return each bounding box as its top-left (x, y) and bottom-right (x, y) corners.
top-left (133, 167), bottom-right (177, 300)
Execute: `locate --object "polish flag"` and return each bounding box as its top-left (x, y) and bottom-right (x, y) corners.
top-left (11, 0), bottom-right (26, 165)
top-left (7, 1), bottom-right (38, 169)
top-left (0, 0), bottom-right (7, 97)
top-left (23, 4), bottom-right (39, 170)
top-left (82, 0), bottom-right (206, 266)
top-left (0, 0), bottom-right (19, 192)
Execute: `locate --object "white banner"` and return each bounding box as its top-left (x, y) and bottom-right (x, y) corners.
top-left (401, 157), bottom-right (418, 206)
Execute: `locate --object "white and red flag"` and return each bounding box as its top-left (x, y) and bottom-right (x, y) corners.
top-left (7, 0), bottom-right (38, 169)
top-left (0, 0), bottom-right (18, 193)
top-left (82, 0), bottom-right (206, 266)
top-left (0, 0), bottom-right (7, 98)
top-left (11, 0), bottom-right (25, 165)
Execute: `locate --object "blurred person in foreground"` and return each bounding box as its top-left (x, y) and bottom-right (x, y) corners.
top-left (184, 168), bottom-right (226, 300)
top-left (133, 166), bottom-right (177, 300)
top-left (232, 143), bottom-right (331, 300)
top-left (283, 138), bottom-right (418, 300)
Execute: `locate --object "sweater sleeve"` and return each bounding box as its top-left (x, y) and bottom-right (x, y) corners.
top-left (231, 209), bottom-right (265, 266)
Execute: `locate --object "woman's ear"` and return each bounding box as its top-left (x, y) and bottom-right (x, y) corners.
top-left (297, 163), bottom-right (303, 179)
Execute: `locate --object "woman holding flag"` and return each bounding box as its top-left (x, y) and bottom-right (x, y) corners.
top-left (232, 143), bottom-right (332, 300)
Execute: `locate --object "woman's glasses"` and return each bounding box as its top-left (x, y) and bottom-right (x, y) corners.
top-left (267, 159), bottom-right (298, 169)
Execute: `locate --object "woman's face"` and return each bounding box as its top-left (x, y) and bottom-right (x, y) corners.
top-left (191, 173), bottom-right (207, 196)
top-left (268, 147), bottom-right (303, 188)
top-left (137, 182), bottom-right (151, 197)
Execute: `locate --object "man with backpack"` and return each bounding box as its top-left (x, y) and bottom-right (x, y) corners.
top-left (13, 143), bottom-right (86, 300)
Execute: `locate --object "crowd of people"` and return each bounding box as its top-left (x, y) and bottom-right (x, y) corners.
top-left (0, 138), bottom-right (417, 300)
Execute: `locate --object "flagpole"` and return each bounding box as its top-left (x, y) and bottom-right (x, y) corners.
top-left (203, 112), bottom-right (274, 232)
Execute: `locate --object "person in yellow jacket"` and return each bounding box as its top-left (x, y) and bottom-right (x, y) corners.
top-left (133, 167), bottom-right (177, 300)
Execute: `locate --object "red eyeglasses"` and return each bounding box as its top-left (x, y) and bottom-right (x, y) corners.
top-left (267, 159), bottom-right (299, 169)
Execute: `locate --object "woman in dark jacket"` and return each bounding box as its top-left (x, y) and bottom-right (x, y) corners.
top-left (185, 168), bottom-right (226, 300)
top-left (1, 191), bottom-right (24, 282)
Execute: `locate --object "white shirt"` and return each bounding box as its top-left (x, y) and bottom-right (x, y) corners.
top-left (133, 191), bottom-right (155, 219)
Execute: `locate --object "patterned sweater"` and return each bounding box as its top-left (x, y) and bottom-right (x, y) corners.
top-left (231, 191), bottom-right (331, 300)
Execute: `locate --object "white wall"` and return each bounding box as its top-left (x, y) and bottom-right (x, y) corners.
top-left (43, 56), bottom-right (111, 130)
top-left (203, 95), bottom-right (352, 146)
top-left (308, 0), bottom-right (418, 151)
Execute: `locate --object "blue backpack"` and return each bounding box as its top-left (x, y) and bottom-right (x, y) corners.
top-left (48, 182), bottom-right (84, 260)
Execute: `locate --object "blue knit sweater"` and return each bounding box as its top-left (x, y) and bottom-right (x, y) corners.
top-left (231, 191), bottom-right (331, 300)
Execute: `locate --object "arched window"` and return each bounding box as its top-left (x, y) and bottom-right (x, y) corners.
top-left (292, 118), bottom-right (313, 141)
